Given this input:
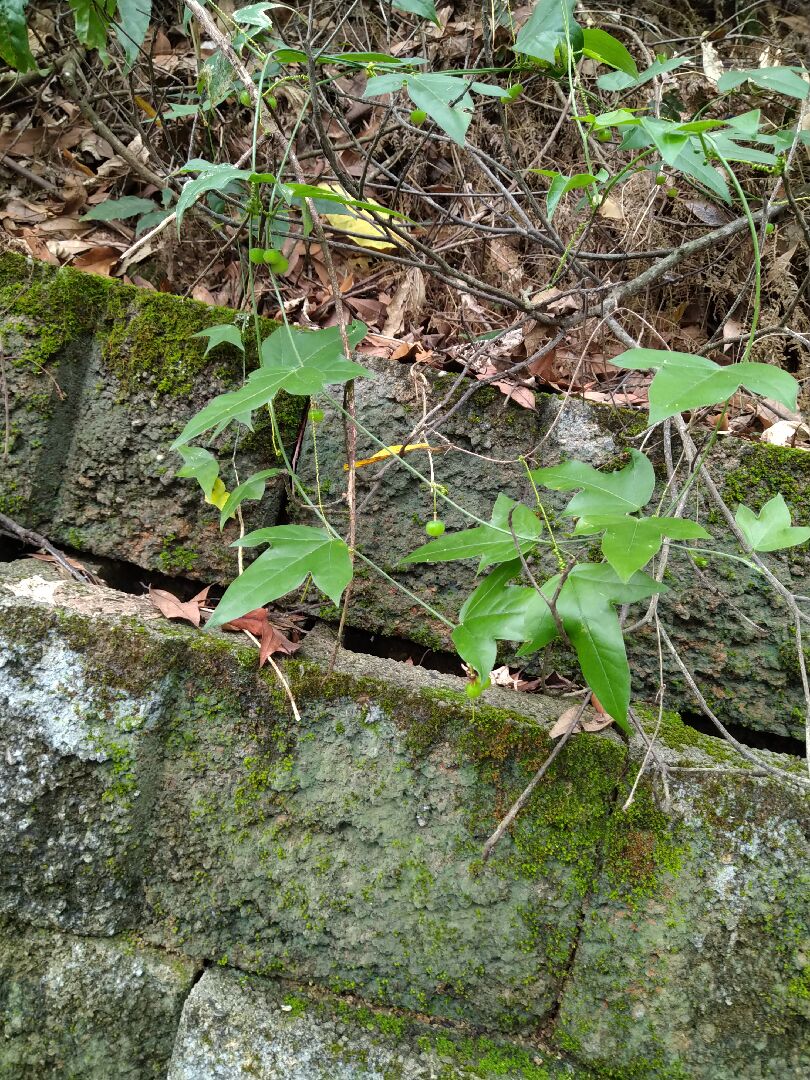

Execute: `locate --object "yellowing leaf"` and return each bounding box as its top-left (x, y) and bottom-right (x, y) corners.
top-left (135, 95), bottom-right (162, 127)
top-left (345, 442), bottom-right (434, 470)
top-left (205, 478), bottom-right (229, 509)
top-left (316, 183), bottom-right (398, 252)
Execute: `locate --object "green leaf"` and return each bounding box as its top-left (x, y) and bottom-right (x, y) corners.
top-left (391, 0), bottom-right (439, 24)
top-left (531, 450), bottom-right (655, 519)
top-left (171, 368), bottom-right (288, 448)
top-left (193, 324), bottom-right (244, 356)
top-left (575, 515), bottom-right (709, 580)
top-left (404, 73), bottom-right (475, 146)
top-left (81, 196), bottom-right (157, 222)
top-left (403, 494), bottom-right (542, 572)
top-left (172, 324), bottom-right (372, 447)
top-left (259, 323), bottom-right (372, 394)
top-left (519, 565), bottom-right (665, 727)
top-left (735, 495), bottom-right (810, 553)
top-left (176, 446), bottom-right (220, 501)
top-left (669, 139), bottom-right (731, 203)
top-left (514, 0), bottom-right (583, 64)
top-left (717, 66), bottom-right (810, 101)
top-left (219, 469), bottom-right (281, 528)
top-left (232, 3), bottom-right (276, 28)
top-left (0, 0), bottom-right (37, 72)
top-left (208, 526), bottom-right (352, 626)
top-left (610, 349), bottom-right (799, 423)
top-left (452, 561), bottom-right (549, 684)
top-left (69, 0), bottom-right (116, 50)
top-left (581, 28), bottom-right (638, 76)
top-left (176, 164), bottom-right (253, 231)
top-left (532, 170), bottom-right (600, 220)
top-left (113, 0), bottom-right (151, 68)
top-left (597, 55), bottom-right (688, 92)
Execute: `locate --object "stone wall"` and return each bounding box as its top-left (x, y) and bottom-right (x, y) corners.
top-left (1, 561), bottom-right (808, 1078)
top-left (2, 253), bottom-right (809, 739)
top-left (1, 255), bottom-right (810, 1077)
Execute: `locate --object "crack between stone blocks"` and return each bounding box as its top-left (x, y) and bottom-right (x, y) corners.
top-left (543, 751), bottom-right (631, 1034)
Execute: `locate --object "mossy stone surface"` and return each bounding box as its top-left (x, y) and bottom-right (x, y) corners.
top-left (0, 921), bottom-right (197, 1078)
top-left (292, 357), bottom-right (810, 739)
top-left (0, 251), bottom-right (301, 582)
top-left (555, 742), bottom-right (810, 1079)
top-left (2, 561), bottom-right (808, 1077)
top-left (167, 968), bottom-right (579, 1079)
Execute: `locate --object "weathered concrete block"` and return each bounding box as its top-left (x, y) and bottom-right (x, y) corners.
top-left (167, 968), bottom-right (575, 1079)
top-left (2, 561), bottom-right (807, 1077)
top-left (0, 921), bottom-right (197, 1078)
top-left (555, 730), bottom-right (810, 1079)
top-left (0, 251), bottom-right (301, 581)
top-left (292, 357), bottom-right (810, 740)
top-left (0, 563), bottom-right (168, 933)
top-left (143, 625), bottom-right (622, 1030)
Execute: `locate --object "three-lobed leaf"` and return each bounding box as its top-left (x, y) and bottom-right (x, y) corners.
top-left (532, 449), bottom-right (655, 518)
top-left (193, 324), bottom-right (245, 356)
top-left (575, 515), bottom-right (710, 580)
top-left (172, 323), bottom-right (372, 447)
top-left (611, 348), bottom-right (799, 424)
top-left (735, 495), bottom-right (810, 553)
top-left (208, 526), bottom-right (352, 627)
top-left (403, 494), bottom-right (542, 572)
top-left (452, 561), bottom-right (548, 685)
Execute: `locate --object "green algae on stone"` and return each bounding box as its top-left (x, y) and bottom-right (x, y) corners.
top-left (0, 922), bottom-right (197, 1079)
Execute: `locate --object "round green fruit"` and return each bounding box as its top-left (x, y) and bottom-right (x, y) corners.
top-left (425, 519), bottom-right (445, 537)
top-left (409, 108), bottom-right (428, 126)
top-left (765, 222), bottom-right (775, 235)
top-left (239, 90), bottom-right (252, 107)
top-left (309, 408), bottom-right (325, 423)
top-left (263, 250), bottom-right (289, 272)
top-left (655, 174), bottom-right (667, 185)
top-left (249, 249), bottom-right (266, 264)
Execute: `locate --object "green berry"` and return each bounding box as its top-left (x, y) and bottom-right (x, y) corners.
top-left (425, 519), bottom-right (445, 537)
top-left (665, 186), bottom-right (678, 198)
top-left (507, 83), bottom-right (523, 100)
top-left (265, 93), bottom-right (278, 110)
top-left (249, 249), bottom-right (266, 265)
top-left (309, 408), bottom-right (325, 423)
top-left (655, 174), bottom-right (667, 185)
top-left (409, 108), bottom-right (428, 126)
top-left (263, 250), bottom-right (289, 272)
top-left (239, 90), bottom-right (252, 107)
top-left (765, 222), bottom-right (775, 235)
top-left (595, 130), bottom-right (611, 143)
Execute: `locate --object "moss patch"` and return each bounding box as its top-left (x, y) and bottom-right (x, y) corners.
top-left (0, 250), bottom-right (278, 397)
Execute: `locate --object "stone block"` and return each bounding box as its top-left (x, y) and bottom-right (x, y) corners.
top-left (0, 562), bottom-right (167, 932)
top-left (0, 921), bottom-right (197, 1078)
top-left (554, 730), bottom-right (810, 1079)
top-left (167, 968), bottom-right (576, 1079)
top-left (292, 357), bottom-right (810, 740)
top-left (0, 251), bottom-right (302, 582)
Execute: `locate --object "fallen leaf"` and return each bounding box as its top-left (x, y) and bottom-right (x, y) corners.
top-left (549, 703), bottom-right (615, 738)
top-left (72, 245), bottom-right (121, 275)
top-left (148, 586), bottom-right (208, 626)
top-left (760, 420), bottom-right (810, 448)
top-left (219, 605), bottom-right (300, 666)
top-left (382, 267), bottom-right (426, 338)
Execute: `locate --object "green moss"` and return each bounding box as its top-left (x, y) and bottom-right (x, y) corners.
top-left (0, 250), bottom-right (278, 398)
top-left (722, 442), bottom-right (810, 519)
top-left (159, 534), bottom-right (200, 574)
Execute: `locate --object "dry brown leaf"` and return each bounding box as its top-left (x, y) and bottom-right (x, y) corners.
top-left (381, 267), bottom-right (426, 338)
top-left (73, 246), bottom-right (122, 276)
top-left (475, 365), bottom-right (535, 410)
top-left (550, 701), bottom-right (615, 738)
top-left (148, 586), bottom-right (205, 626)
top-left (219, 605), bottom-right (300, 667)
top-left (760, 420), bottom-right (810, 448)
top-left (21, 229), bottom-right (59, 264)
